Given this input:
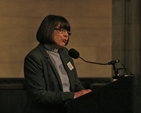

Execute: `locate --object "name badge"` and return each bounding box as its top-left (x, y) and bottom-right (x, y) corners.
top-left (67, 62), bottom-right (74, 70)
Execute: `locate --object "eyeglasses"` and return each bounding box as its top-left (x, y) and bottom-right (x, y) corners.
top-left (54, 28), bottom-right (72, 36)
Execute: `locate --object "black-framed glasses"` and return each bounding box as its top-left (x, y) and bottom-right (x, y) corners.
top-left (54, 28), bottom-right (72, 36)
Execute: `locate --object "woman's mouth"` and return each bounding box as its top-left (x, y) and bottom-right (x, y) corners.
top-left (62, 39), bottom-right (67, 44)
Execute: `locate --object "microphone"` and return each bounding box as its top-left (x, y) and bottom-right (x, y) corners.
top-left (68, 48), bottom-right (113, 65)
top-left (68, 48), bottom-right (80, 59)
top-left (68, 48), bottom-right (131, 80)
top-left (68, 48), bottom-right (133, 79)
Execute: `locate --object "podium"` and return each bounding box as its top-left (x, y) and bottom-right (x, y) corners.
top-left (66, 74), bottom-right (141, 113)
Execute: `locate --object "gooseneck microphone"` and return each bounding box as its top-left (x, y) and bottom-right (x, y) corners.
top-left (68, 48), bottom-right (133, 79)
top-left (68, 48), bottom-right (117, 65)
top-left (68, 48), bottom-right (135, 79)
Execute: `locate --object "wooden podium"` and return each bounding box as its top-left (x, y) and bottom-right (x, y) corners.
top-left (66, 74), bottom-right (141, 113)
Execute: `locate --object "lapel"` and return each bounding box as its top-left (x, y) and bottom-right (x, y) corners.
top-left (37, 44), bottom-right (63, 90)
top-left (58, 49), bottom-right (75, 91)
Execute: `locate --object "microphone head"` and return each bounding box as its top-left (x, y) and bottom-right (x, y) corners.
top-left (68, 48), bottom-right (80, 59)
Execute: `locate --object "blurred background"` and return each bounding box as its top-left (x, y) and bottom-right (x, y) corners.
top-left (0, 0), bottom-right (140, 78)
top-left (0, 1), bottom-right (141, 112)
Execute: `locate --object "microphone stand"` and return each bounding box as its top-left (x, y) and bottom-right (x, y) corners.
top-left (112, 63), bottom-right (119, 80)
top-left (78, 56), bottom-right (132, 80)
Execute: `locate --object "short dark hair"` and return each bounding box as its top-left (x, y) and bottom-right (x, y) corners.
top-left (36, 14), bottom-right (71, 45)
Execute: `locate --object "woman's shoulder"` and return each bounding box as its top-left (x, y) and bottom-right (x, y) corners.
top-left (25, 44), bottom-right (46, 59)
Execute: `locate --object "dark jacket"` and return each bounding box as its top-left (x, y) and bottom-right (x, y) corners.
top-left (24, 44), bottom-right (84, 113)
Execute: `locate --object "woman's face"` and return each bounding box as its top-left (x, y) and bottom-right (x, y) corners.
top-left (52, 25), bottom-right (70, 48)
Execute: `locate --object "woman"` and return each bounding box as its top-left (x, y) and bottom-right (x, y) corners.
top-left (24, 14), bottom-right (91, 113)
